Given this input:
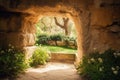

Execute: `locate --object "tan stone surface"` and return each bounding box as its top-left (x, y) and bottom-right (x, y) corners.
top-left (17, 62), bottom-right (82, 80)
top-left (0, 0), bottom-right (120, 62)
top-left (24, 46), bottom-right (36, 59)
top-left (90, 8), bottom-right (113, 27)
top-left (50, 53), bottom-right (76, 63)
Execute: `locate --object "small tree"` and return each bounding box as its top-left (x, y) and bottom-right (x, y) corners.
top-left (54, 17), bottom-right (69, 36)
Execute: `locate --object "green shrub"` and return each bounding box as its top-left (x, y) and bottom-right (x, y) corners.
top-left (29, 47), bottom-right (50, 67)
top-left (36, 34), bottom-right (50, 45)
top-left (50, 34), bottom-right (63, 46)
top-left (50, 34), bottom-right (63, 41)
top-left (63, 36), bottom-right (77, 48)
top-left (77, 49), bottom-right (120, 80)
top-left (0, 45), bottom-right (27, 78)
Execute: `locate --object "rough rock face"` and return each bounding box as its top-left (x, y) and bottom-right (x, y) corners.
top-left (0, 11), bottom-right (36, 48)
top-left (0, 0), bottom-right (120, 62)
top-left (89, 1), bottom-right (120, 52)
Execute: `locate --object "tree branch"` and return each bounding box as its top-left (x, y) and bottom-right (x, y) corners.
top-left (63, 18), bottom-right (69, 27)
top-left (54, 17), bottom-right (64, 29)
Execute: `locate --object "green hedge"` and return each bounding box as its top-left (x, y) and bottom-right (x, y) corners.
top-left (36, 34), bottom-right (77, 48)
top-left (50, 34), bottom-right (63, 46)
top-left (36, 34), bottom-right (50, 45)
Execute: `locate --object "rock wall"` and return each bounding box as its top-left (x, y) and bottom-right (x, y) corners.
top-left (0, 11), bottom-right (36, 48)
top-left (0, 0), bottom-right (120, 61)
top-left (89, 0), bottom-right (120, 52)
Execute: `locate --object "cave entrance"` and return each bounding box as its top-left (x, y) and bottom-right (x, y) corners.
top-left (0, 1), bottom-right (85, 64)
top-left (24, 10), bottom-right (83, 79)
top-left (26, 5), bottom-right (84, 63)
top-left (0, 1), bottom-right (91, 79)
top-left (35, 16), bottom-right (78, 63)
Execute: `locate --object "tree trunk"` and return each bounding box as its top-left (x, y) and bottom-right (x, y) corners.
top-left (54, 17), bottom-right (69, 36)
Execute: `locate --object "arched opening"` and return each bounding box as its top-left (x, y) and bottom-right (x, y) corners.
top-left (32, 10), bottom-right (84, 63)
top-left (18, 3), bottom-right (85, 63)
top-left (0, 0), bottom-right (120, 80)
top-left (0, 1), bottom-right (91, 63)
top-left (35, 15), bottom-right (77, 63)
top-left (19, 5), bottom-right (85, 80)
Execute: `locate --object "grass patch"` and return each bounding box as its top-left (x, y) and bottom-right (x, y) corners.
top-left (41, 45), bottom-right (77, 54)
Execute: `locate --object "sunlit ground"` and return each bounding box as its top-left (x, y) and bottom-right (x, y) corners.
top-left (27, 62), bottom-right (74, 73)
top-left (17, 62), bottom-right (81, 80)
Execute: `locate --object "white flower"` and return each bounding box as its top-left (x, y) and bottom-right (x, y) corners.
top-left (8, 44), bottom-right (12, 47)
top-left (113, 70), bottom-right (118, 75)
top-left (11, 46), bottom-right (14, 49)
top-left (116, 66), bottom-right (120, 70)
top-left (93, 48), bottom-right (96, 50)
top-left (113, 52), bottom-right (116, 55)
top-left (88, 60), bottom-right (91, 63)
top-left (8, 49), bottom-right (12, 52)
top-left (111, 67), bottom-right (115, 71)
top-left (90, 58), bottom-right (95, 62)
top-left (99, 67), bottom-right (103, 71)
top-left (98, 58), bottom-right (103, 63)
top-left (117, 53), bottom-right (120, 56)
top-left (113, 53), bottom-right (117, 58)
top-left (1, 50), bottom-right (4, 53)
top-left (99, 66), bottom-right (104, 72)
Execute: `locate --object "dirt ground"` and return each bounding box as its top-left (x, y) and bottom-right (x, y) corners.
top-left (17, 62), bottom-right (82, 80)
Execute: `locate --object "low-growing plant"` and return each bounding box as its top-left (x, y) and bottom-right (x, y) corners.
top-left (29, 47), bottom-right (50, 67)
top-left (0, 44), bottom-right (27, 79)
top-left (36, 34), bottom-right (77, 48)
top-left (77, 49), bottom-right (120, 80)
top-left (36, 34), bottom-right (50, 45)
top-left (63, 36), bottom-right (77, 48)
top-left (50, 34), bottom-right (63, 46)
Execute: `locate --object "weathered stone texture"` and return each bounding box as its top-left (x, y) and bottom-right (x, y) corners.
top-left (0, 12), bottom-right (22, 32)
top-left (0, 0), bottom-right (120, 62)
top-left (90, 8), bottom-right (113, 27)
top-left (89, 1), bottom-right (120, 52)
top-left (0, 12), bottom-right (36, 48)
top-left (0, 32), bottom-right (35, 48)
top-left (24, 46), bottom-right (36, 59)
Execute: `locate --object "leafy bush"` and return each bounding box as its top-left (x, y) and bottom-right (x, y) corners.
top-left (50, 34), bottom-right (63, 45)
top-left (63, 36), bottom-right (77, 48)
top-left (77, 49), bottom-right (120, 80)
top-left (36, 34), bottom-right (77, 49)
top-left (50, 34), bottom-right (63, 41)
top-left (36, 34), bottom-right (50, 45)
top-left (0, 45), bottom-right (27, 78)
top-left (29, 47), bottom-right (50, 67)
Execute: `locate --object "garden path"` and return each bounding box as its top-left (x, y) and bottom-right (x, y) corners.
top-left (17, 62), bottom-right (82, 80)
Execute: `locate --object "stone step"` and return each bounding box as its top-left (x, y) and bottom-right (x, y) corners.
top-left (50, 53), bottom-right (76, 63)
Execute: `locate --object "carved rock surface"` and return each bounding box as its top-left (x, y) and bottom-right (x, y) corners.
top-left (0, 0), bottom-right (120, 61)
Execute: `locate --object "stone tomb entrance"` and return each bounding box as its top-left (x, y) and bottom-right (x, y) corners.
top-left (0, 2), bottom-right (86, 63)
top-left (0, 1), bottom-right (120, 80)
top-left (34, 15), bottom-right (78, 63)
top-left (0, 0), bottom-right (120, 63)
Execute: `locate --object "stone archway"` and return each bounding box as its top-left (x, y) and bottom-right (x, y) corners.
top-left (0, 0), bottom-right (120, 63)
top-left (23, 8), bottom-right (88, 62)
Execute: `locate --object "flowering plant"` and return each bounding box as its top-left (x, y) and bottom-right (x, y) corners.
top-left (77, 49), bottom-right (120, 80)
top-left (0, 44), bottom-right (27, 79)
